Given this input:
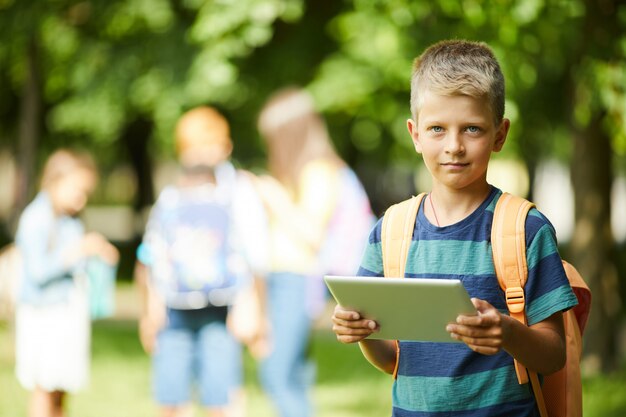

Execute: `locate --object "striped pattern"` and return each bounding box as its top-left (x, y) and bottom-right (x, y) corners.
top-left (358, 187), bottom-right (578, 417)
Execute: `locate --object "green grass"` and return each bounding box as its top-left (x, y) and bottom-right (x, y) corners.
top-left (0, 319), bottom-right (393, 417)
top-left (1, 318), bottom-right (625, 417)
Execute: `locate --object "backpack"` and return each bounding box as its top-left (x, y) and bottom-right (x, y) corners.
top-left (381, 192), bottom-right (592, 417)
top-left (318, 167), bottom-right (376, 276)
top-left (144, 183), bottom-right (245, 310)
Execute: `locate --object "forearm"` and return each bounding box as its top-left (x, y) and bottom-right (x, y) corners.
top-left (21, 244), bottom-right (73, 286)
top-left (253, 275), bottom-right (268, 318)
top-left (358, 339), bottom-right (398, 374)
top-left (502, 313), bottom-right (566, 375)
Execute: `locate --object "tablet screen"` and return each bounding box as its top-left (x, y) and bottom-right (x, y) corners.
top-left (324, 275), bottom-right (476, 342)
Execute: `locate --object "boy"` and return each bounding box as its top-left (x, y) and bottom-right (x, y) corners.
top-left (138, 107), bottom-right (269, 417)
top-left (331, 40), bottom-right (579, 416)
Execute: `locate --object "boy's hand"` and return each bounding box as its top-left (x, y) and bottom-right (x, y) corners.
top-left (446, 298), bottom-right (508, 355)
top-left (331, 304), bottom-right (379, 343)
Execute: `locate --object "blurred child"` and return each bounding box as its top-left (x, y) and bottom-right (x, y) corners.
top-left (256, 87), bottom-right (374, 417)
top-left (138, 106), bottom-right (269, 417)
top-left (14, 149), bottom-right (119, 417)
top-left (331, 40), bottom-right (579, 416)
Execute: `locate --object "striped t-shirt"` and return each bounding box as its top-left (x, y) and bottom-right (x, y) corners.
top-left (357, 187), bottom-right (578, 417)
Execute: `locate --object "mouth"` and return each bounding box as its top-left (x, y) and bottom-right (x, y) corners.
top-left (441, 162), bottom-right (470, 168)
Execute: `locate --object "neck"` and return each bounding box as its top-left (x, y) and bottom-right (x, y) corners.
top-left (427, 185), bottom-right (492, 227)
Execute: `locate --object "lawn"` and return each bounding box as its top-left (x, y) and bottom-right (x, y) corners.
top-left (0, 318), bottom-right (394, 417)
top-left (1, 305), bottom-right (625, 416)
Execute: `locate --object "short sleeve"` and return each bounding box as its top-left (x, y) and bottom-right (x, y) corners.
top-left (524, 210), bottom-right (579, 325)
top-left (356, 218), bottom-right (384, 277)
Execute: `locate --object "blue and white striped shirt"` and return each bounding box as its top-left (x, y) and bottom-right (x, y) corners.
top-left (358, 187), bottom-right (578, 417)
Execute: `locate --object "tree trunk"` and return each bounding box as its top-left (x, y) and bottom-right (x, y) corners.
top-left (570, 112), bottom-right (619, 373)
top-left (121, 117), bottom-right (154, 240)
top-left (567, 0), bottom-right (623, 374)
top-left (11, 36), bottom-right (41, 234)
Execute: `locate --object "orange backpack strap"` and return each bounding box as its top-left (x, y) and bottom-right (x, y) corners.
top-left (381, 193), bottom-right (426, 379)
top-left (562, 260), bottom-right (592, 334)
top-left (381, 193), bottom-right (426, 278)
top-left (491, 192), bottom-right (548, 417)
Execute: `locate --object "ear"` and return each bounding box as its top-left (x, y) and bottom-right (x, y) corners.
top-left (407, 118), bottom-right (422, 153)
top-left (493, 118), bottom-right (510, 152)
top-left (223, 140), bottom-right (233, 159)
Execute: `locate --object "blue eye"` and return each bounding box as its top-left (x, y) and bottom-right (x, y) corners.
top-left (431, 126), bottom-right (443, 133)
top-left (466, 126), bottom-right (481, 133)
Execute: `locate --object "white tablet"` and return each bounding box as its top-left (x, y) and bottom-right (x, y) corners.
top-left (324, 275), bottom-right (476, 342)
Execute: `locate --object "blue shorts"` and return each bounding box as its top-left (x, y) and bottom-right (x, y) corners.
top-left (153, 306), bottom-right (242, 407)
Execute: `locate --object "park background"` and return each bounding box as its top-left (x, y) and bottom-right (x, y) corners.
top-left (1, 0), bottom-right (626, 415)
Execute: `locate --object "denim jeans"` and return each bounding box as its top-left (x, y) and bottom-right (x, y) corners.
top-left (260, 273), bottom-right (313, 417)
top-left (153, 306), bottom-right (242, 406)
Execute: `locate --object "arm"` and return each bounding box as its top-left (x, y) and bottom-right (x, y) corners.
top-left (135, 259), bottom-right (166, 354)
top-left (446, 298), bottom-right (566, 375)
top-left (135, 200), bottom-right (169, 354)
top-left (332, 304), bottom-right (398, 374)
top-left (18, 210), bottom-right (117, 285)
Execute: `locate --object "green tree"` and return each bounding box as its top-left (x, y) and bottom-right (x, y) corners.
top-left (0, 0), bottom-right (305, 222)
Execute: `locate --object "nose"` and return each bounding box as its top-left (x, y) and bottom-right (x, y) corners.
top-left (444, 132), bottom-right (465, 155)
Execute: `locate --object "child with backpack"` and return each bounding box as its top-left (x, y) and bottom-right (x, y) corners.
top-left (14, 149), bottom-right (119, 417)
top-left (331, 40), bottom-right (581, 416)
top-left (138, 106), bottom-right (269, 417)
top-left (255, 87), bottom-right (375, 417)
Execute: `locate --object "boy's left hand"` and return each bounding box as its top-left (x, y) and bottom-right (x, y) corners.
top-left (446, 298), bottom-right (508, 355)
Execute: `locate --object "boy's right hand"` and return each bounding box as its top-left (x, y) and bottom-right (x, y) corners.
top-left (331, 304), bottom-right (379, 343)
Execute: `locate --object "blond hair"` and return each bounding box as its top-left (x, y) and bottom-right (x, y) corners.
top-left (410, 40), bottom-right (505, 124)
top-left (175, 106), bottom-right (231, 155)
top-left (258, 87), bottom-right (342, 190)
top-left (40, 149), bottom-right (98, 190)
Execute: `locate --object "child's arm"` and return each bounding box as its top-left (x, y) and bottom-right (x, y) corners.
top-left (64, 232), bottom-right (119, 267)
top-left (135, 260), bottom-right (167, 354)
top-left (446, 298), bottom-right (566, 375)
top-left (332, 304), bottom-right (397, 374)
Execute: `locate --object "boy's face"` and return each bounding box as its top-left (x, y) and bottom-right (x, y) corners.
top-left (179, 138), bottom-right (232, 168)
top-left (407, 91), bottom-right (509, 193)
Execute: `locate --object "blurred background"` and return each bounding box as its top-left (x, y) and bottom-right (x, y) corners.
top-left (0, 0), bottom-right (625, 416)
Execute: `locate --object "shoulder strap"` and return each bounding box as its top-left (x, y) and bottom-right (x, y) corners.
top-left (491, 192), bottom-right (535, 324)
top-left (491, 192), bottom-right (548, 417)
top-left (381, 193), bottom-right (426, 278)
top-left (381, 193), bottom-right (425, 381)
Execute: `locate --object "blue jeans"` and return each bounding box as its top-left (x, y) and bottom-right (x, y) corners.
top-left (260, 273), bottom-right (313, 417)
top-left (153, 306), bottom-right (242, 407)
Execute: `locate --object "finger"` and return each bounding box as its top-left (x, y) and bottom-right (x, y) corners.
top-left (471, 298), bottom-right (497, 314)
top-left (333, 310), bottom-right (360, 321)
top-left (333, 306), bottom-right (361, 321)
top-left (332, 323), bottom-right (376, 336)
top-left (455, 312), bottom-right (501, 327)
top-left (447, 324), bottom-right (503, 339)
top-left (336, 333), bottom-right (370, 344)
top-left (450, 333), bottom-right (502, 355)
top-left (332, 316), bottom-right (377, 330)
top-left (464, 342), bottom-right (501, 355)
top-left (449, 332), bottom-right (503, 350)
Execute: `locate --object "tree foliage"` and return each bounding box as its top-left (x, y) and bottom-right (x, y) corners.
top-left (0, 0), bottom-right (304, 159)
top-left (1, 0), bottom-right (625, 370)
